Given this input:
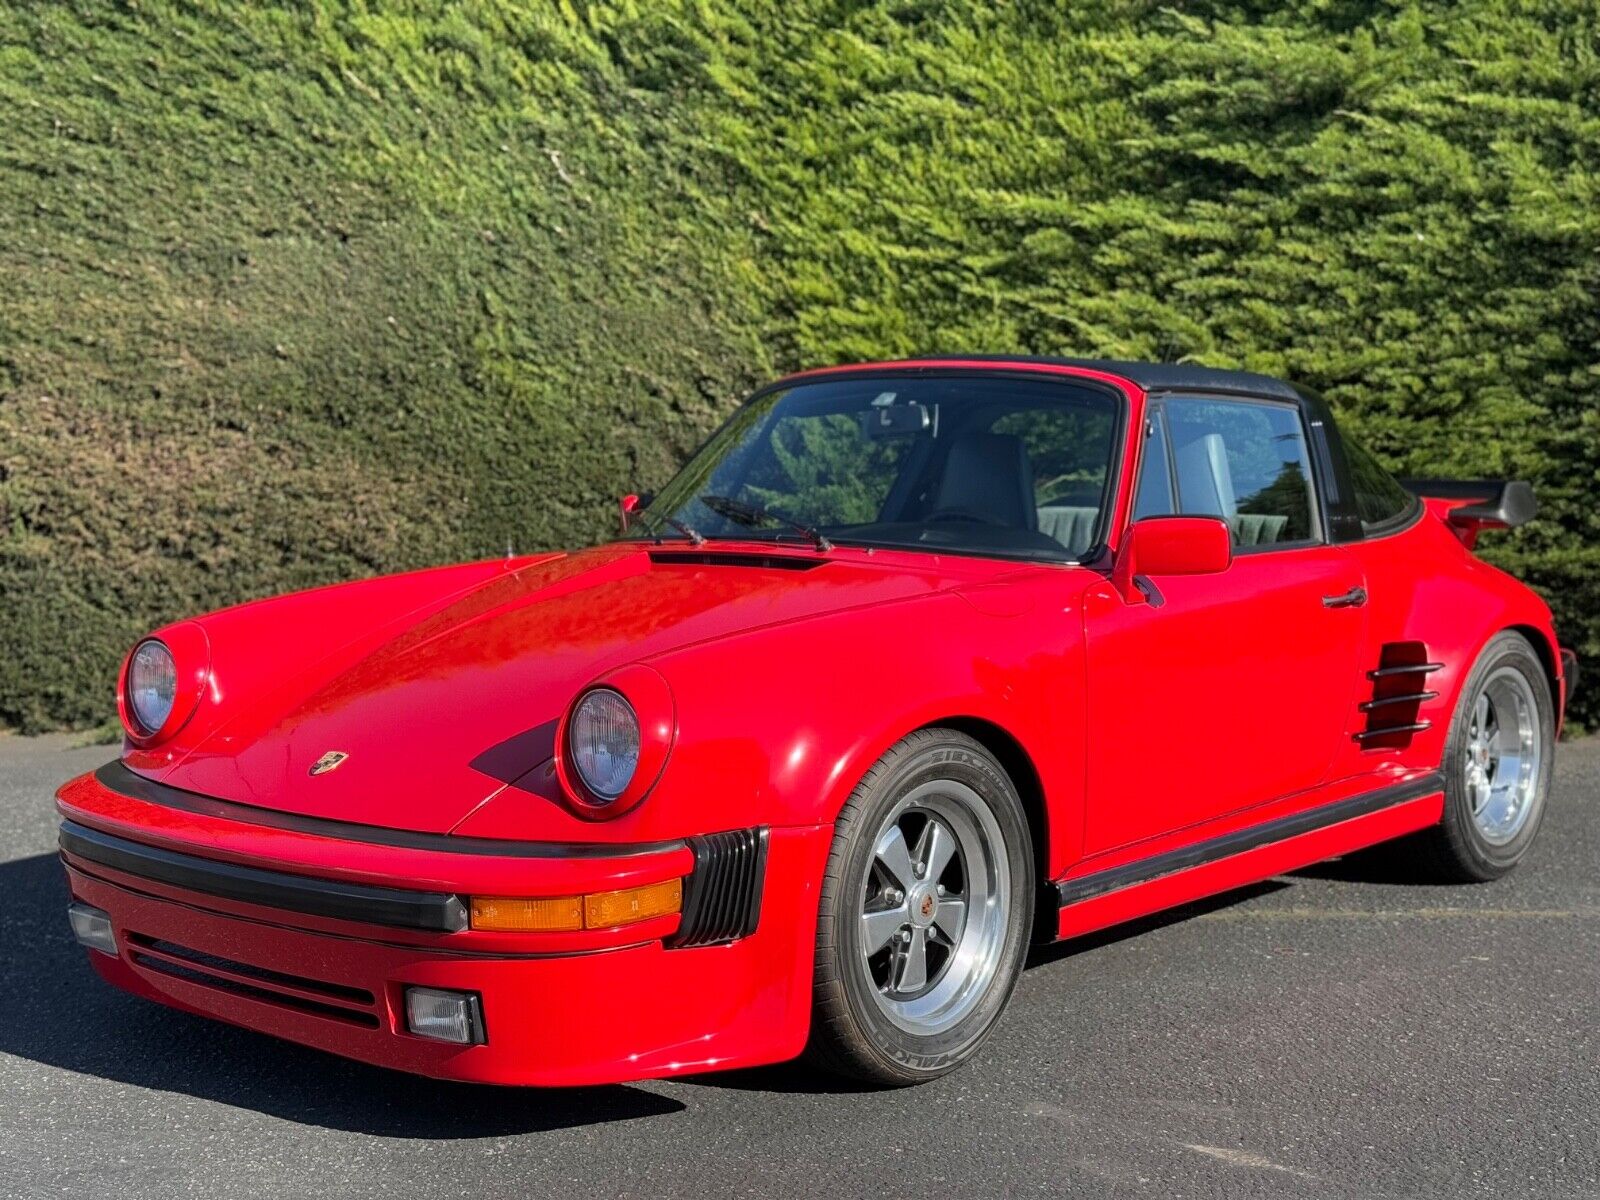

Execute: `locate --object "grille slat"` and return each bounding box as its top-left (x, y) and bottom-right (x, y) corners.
top-left (670, 828), bottom-right (768, 948)
top-left (126, 933), bottom-right (378, 1027)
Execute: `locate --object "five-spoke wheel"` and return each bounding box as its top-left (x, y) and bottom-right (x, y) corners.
top-left (809, 729), bottom-right (1033, 1084)
top-left (858, 785), bottom-right (1009, 1035)
top-left (1414, 631), bottom-right (1554, 881)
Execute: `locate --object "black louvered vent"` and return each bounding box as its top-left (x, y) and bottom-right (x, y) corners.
top-left (648, 551), bottom-right (825, 572)
top-left (669, 827), bottom-right (769, 948)
top-left (1355, 641), bottom-right (1442, 745)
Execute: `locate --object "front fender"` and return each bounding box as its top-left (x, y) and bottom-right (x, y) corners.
top-left (643, 583), bottom-right (1088, 874)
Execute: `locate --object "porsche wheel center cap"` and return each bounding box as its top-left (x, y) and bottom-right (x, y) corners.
top-left (908, 883), bottom-right (938, 928)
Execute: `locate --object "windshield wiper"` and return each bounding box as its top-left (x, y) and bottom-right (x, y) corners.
top-left (699, 493), bottom-right (833, 552)
top-left (644, 512), bottom-right (705, 546)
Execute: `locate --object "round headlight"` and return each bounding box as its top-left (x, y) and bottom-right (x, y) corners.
top-left (569, 689), bottom-right (641, 802)
top-left (127, 639), bottom-right (177, 735)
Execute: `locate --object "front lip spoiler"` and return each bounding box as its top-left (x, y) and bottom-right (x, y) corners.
top-left (60, 820), bottom-right (470, 932)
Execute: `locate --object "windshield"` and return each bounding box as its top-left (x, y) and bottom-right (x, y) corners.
top-left (627, 374), bottom-right (1121, 562)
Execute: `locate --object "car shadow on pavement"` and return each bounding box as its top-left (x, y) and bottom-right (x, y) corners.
top-left (1022, 879), bottom-right (1292, 971)
top-left (0, 852), bottom-right (684, 1135)
top-left (688, 880), bottom-right (1295, 1096)
top-left (1286, 838), bottom-right (1456, 885)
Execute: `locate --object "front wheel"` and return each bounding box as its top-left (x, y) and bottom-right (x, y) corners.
top-left (1412, 631), bottom-right (1556, 881)
top-left (807, 729), bottom-right (1034, 1085)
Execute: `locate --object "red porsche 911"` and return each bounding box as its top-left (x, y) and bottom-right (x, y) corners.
top-left (57, 358), bottom-right (1575, 1086)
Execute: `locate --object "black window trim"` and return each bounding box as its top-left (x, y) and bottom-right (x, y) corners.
top-left (1138, 390), bottom-right (1328, 558)
top-left (1356, 497), bottom-right (1425, 542)
top-left (1343, 438), bottom-right (1426, 541)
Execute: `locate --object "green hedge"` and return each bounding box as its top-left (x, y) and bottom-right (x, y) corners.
top-left (3, 1), bottom-right (1597, 731)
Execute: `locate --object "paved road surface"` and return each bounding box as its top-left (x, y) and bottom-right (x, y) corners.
top-left (1, 732), bottom-right (1595, 1198)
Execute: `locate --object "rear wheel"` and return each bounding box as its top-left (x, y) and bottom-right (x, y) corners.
top-left (1413, 632), bottom-right (1554, 881)
top-left (808, 729), bottom-right (1034, 1086)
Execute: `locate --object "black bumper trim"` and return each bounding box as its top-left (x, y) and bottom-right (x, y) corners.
top-left (1057, 772), bottom-right (1444, 907)
top-left (60, 820), bottom-right (469, 932)
top-left (91, 761), bottom-right (686, 860)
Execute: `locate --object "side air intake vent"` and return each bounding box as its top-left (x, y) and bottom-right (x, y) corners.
top-left (648, 551), bottom-right (825, 571)
top-left (1355, 641), bottom-right (1442, 744)
top-left (669, 827), bottom-right (768, 948)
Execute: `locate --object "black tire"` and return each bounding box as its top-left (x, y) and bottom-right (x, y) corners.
top-left (1410, 631), bottom-right (1556, 882)
top-left (807, 729), bottom-right (1035, 1086)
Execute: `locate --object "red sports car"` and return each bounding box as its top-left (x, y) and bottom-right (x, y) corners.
top-left (58, 358), bottom-right (1575, 1086)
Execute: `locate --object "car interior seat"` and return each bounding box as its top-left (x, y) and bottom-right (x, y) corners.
top-left (931, 433), bottom-right (1038, 530)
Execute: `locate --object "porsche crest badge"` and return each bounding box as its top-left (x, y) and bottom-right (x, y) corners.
top-left (308, 751), bottom-right (349, 777)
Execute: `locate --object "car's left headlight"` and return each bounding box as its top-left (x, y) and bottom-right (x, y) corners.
top-left (118, 622), bottom-right (210, 745)
top-left (557, 668), bottom-right (675, 819)
top-left (127, 639), bottom-right (177, 735)
top-left (569, 688), bottom-right (641, 801)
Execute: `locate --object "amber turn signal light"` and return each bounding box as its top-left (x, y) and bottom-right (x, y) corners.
top-left (470, 878), bottom-right (682, 933)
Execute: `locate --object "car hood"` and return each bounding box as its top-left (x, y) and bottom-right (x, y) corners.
top-left (157, 543), bottom-right (964, 834)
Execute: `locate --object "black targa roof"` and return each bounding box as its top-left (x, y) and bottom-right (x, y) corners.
top-left (810, 356), bottom-right (1305, 403)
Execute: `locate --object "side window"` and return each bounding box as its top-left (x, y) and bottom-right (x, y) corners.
top-left (1344, 437), bottom-right (1418, 535)
top-left (1163, 398), bottom-right (1320, 547)
top-left (1132, 409), bottom-right (1174, 519)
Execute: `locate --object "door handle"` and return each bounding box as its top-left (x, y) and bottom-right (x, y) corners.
top-left (1322, 585), bottom-right (1367, 609)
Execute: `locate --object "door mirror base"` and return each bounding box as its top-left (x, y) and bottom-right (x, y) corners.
top-left (1112, 516), bottom-right (1233, 604)
top-left (619, 492), bottom-right (654, 532)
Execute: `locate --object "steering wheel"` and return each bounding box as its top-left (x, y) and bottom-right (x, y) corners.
top-left (925, 507), bottom-right (1008, 527)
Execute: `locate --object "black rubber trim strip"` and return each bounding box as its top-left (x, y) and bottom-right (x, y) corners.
top-left (60, 820), bottom-right (469, 932)
top-left (92, 761), bottom-right (685, 861)
top-left (1359, 691), bottom-right (1438, 711)
top-left (1056, 772), bottom-right (1444, 907)
top-left (1368, 662), bottom-right (1444, 679)
top-left (1354, 722), bottom-right (1432, 741)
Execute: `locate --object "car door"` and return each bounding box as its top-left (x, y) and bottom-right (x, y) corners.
top-left (1082, 394), bottom-right (1369, 853)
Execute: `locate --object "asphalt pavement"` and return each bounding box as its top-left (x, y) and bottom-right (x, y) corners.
top-left (1, 732), bottom-right (1595, 1199)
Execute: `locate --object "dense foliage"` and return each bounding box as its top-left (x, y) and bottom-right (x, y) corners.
top-left (2, 1), bottom-right (1596, 730)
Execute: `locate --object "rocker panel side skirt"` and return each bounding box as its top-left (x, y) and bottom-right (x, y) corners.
top-left (1054, 773), bottom-right (1444, 942)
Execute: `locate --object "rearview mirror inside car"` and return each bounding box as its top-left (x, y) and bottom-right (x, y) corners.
top-left (862, 399), bottom-right (931, 438)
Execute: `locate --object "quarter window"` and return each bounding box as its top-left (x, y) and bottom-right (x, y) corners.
top-left (1344, 437), bottom-right (1418, 535)
top-left (1160, 398), bottom-right (1320, 547)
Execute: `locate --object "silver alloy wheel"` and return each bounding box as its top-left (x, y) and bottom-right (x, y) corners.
top-left (858, 780), bottom-right (1010, 1036)
top-left (1465, 665), bottom-right (1544, 845)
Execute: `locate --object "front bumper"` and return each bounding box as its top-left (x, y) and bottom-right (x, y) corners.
top-left (56, 765), bottom-right (830, 1087)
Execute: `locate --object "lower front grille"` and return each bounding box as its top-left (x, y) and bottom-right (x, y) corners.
top-left (126, 932), bottom-right (379, 1028)
top-left (669, 828), bottom-right (768, 948)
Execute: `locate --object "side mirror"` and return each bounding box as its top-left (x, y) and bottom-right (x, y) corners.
top-left (619, 492), bottom-right (653, 532)
top-left (1111, 516), bottom-right (1232, 605)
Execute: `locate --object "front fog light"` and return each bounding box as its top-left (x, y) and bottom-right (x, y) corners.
top-left (67, 902), bottom-right (117, 956)
top-left (404, 986), bottom-right (486, 1045)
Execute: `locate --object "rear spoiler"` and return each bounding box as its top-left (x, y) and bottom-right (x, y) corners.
top-left (1400, 478), bottom-right (1537, 546)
